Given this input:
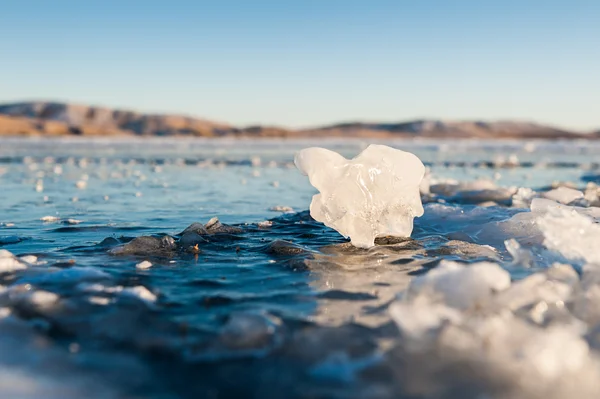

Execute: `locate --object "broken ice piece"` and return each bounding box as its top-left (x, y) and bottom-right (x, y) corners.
top-left (136, 260), bottom-right (153, 270)
top-left (0, 249), bottom-right (28, 272)
top-left (295, 144), bottom-right (425, 248)
top-left (40, 216), bottom-right (60, 223)
top-left (543, 187), bottom-right (584, 205)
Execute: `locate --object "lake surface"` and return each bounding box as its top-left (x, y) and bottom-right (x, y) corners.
top-left (1, 137), bottom-right (599, 398)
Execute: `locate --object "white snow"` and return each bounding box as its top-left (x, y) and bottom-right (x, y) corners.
top-left (295, 144), bottom-right (425, 248)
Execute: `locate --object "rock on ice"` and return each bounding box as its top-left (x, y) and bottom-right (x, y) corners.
top-left (295, 144), bottom-right (425, 248)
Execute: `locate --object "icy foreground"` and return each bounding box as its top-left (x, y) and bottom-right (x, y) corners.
top-left (295, 144), bottom-right (425, 248)
top-left (390, 260), bottom-right (600, 398)
top-left (3, 139), bottom-right (600, 398)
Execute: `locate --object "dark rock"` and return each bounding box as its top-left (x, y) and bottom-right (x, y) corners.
top-left (109, 235), bottom-right (176, 256)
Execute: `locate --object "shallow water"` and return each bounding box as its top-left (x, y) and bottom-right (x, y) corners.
top-left (1, 137), bottom-right (600, 398)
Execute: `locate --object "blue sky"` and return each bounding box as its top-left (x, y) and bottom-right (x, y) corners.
top-left (1, 0), bottom-right (599, 130)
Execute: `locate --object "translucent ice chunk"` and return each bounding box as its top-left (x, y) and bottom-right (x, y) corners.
top-left (295, 144), bottom-right (425, 248)
top-left (537, 208), bottom-right (600, 265)
top-left (543, 187), bottom-right (584, 205)
top-left (531, 197), bottom-right (600, 220)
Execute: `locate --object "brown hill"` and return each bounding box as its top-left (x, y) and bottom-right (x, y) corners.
top-left (0, 102), bottom-right (233, 137)
top-left (0, 101), bottom-right (595, 139)
top-left (304, 120), bottom-right (582, 139)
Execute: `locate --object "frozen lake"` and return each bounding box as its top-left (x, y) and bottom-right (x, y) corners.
top-left (1, 137), bottom-right (600, 398)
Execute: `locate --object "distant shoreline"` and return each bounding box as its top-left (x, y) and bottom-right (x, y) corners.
top-left (1, 101), bottom-right (598, 140)
top-left (1, 135), bottom-right (598, 144)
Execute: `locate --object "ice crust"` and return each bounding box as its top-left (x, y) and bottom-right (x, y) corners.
top-left (295, 144), bottom-right (425, 248)
top-left (388, 184), bottom-right (600, 396)
top-left (390, 260), bottom-right (600, 397)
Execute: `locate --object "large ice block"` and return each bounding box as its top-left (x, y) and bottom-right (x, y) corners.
top-left (295, 144), bottom-right (425, 248)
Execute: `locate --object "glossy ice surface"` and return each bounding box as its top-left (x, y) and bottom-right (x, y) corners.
top-left (0, 137), bottom-right (600, 399)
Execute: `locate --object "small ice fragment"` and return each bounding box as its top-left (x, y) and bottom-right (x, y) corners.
top-left (75, 180), bottom-right (87, 189)
top-left (28, 290), bottom-right (59, 307)
top-left (271, 181), bottom-right (279, 187)
top-left (295, 144), bottom-right (425, 248)
top-left (504, 238), bottom-right (534, 267)
top-left (512, 187), bottom-right (537, 208)
top-left (136, 260), bottom-right (153, 270)
top-left (64, 219), bottom-right (82, 225)
top-left (524, 142), bottom-right (537, 152)
top-left (205, 217), bottom-right (220, 229)
top-left (40, 216), bottom-right (60, 222)
top-left (0, 307), bottom-right (11, 318)
top-left (88, 296), bottom-right (111, 305)
top-left (251, 156), bottom-right (262, 167)
top-left (135, 192), bottom-right (143, 197)
top-left (543, 187), bottom-right (584, 205)
top-left (0, 249), bottom-right (27, 272)
top-left (258, 220), bottom-right (273, 228)
top-left (19, 255), bottom-right (38, 265)
top-left (122, 286), bottom-right (157, 303)
top-left (35, 180), bottom-right (44, 192)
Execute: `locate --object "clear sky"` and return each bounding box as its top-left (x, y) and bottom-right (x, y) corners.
top-left (1, 0), bottom-right (599, 130)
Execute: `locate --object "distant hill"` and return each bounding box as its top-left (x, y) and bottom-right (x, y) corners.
top-left (0, 101), bottom-right (595, 139)
top-left (304, 120), bottom-right (583, 139)
top-left (0, 102), bottom-right (233, 136)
